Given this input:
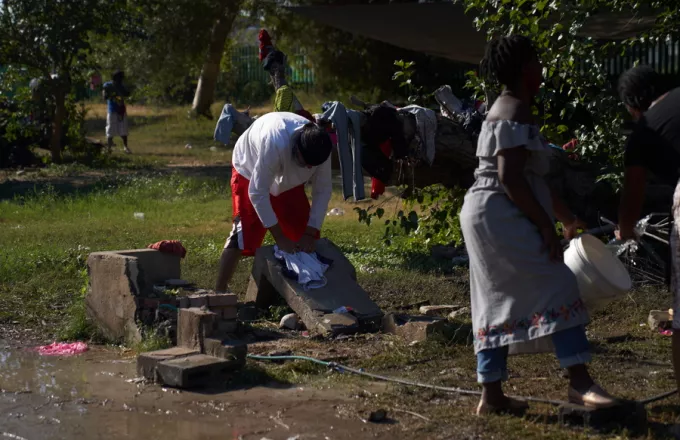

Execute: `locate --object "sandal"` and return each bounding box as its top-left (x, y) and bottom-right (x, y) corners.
top-left (568, 384), bottom-right (618, 409)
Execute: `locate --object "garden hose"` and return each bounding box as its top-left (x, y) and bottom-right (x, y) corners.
top-left (246, 354), bottom-right (677, 407)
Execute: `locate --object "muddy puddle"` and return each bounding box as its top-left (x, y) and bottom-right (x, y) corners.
top-left (0, 342), bottom-right (397, 440)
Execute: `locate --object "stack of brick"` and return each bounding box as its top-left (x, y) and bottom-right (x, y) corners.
top-left (137, 292), bottom-right (247, 389)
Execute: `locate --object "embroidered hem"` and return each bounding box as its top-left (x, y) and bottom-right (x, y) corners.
top-left (473, 298), bottom-right (589, 353)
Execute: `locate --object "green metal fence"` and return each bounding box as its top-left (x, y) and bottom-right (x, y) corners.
top-left (230, 46), bottom-right (316, 91)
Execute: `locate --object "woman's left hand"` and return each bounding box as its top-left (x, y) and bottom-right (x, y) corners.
top-left (563, 216), bottom-right (587, 241)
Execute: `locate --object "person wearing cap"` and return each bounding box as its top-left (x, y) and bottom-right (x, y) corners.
top-left (215, 112), bottom-right (334, 292)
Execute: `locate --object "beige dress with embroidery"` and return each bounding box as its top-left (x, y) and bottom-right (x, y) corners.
top-left (459, 120), bottom-right (589, 354)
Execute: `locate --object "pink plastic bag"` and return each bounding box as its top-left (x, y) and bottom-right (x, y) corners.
top-left (35, 342), bottom-right (88, 356)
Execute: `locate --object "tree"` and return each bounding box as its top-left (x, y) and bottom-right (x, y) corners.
top-left (191, 0), bottom-right (245, 118)
top-left (0, 0), bottom-right (128, 163)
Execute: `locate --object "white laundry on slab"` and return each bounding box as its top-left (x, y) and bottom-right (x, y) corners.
top-left (274, 246), bottom-right (330, 290)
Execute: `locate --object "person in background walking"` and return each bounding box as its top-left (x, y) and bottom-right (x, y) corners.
top-left (459, 35), bottom-right (617, 415)
top-left (616, 65), bottom-right (680, 393)
top-left (103, 70), bottom-right (131, 154)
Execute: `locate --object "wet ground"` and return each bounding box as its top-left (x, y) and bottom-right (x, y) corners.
top-left (0, 341), bottom-right (399, 440)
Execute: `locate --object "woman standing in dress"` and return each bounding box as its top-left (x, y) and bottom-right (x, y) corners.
top-left (460, 35), bottom-right (617, 415)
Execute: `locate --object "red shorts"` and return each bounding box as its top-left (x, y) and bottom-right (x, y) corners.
top-left (225, 168), bottom-right (313, 256)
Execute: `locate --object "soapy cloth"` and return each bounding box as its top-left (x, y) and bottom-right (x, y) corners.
top-left (36, 342), bottom-right (88, 356)
top-left (147, 240), bottom-right (187, 258)
top-left (274, 246), bottom-right (333, 290)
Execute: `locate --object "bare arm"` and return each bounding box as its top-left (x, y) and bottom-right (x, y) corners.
top-left (498, 147), bottom-right (554, 230)
top-left (618, 166), bottom-right (647, 240)
top-left (498, 147), bottom-right (561, 260)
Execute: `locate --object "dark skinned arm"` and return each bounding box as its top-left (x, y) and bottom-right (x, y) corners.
top-left (498, 147), bottom-right (561, 260)
top-left (618, 166), bottom-right (647, 240)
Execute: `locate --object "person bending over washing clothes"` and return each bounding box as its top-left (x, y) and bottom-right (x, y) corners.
top-left (616, 65), bottom-right (680, 392)
top-left (459, 35), bottom-right (618, 415)
top-left (215, 112), bottom-right (333, 292)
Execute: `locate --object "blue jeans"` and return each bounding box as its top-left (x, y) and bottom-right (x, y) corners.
top-left (476, 325), bottom-right (592, 383)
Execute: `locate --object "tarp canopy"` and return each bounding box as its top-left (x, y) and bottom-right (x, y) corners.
top-left (287, 2), bottom-right (658, 64)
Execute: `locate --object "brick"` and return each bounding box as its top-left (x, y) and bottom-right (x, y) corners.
top-left (156, 354), bottom-right (234, 388)
top-left (207, 293), bottom-right (238, 307)
top-left (320, 313), bottom-right (359, 335)
top-left (188, 295), bottom-right (208, 308)
top-left (382, 313), bottom-right (449, 342)
top-left (136, 347), bottom-right (198, 381)
top-left (216, 319), bottom-right (238, 335)
top-left (177, 307), bottom-right (217, 351)
top-left (213, 306), bottom-right (238, 320)
top-left (203, 338), bottom-right (247, 367)
top-left (178, 296), bottom-right (190, 309)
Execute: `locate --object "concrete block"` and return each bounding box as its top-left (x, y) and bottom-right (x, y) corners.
top-left (178, 296), bottom-right (190, 309)
top-left (177, 308), bottom-right (217, 351)
top-left (246, 238), bottom-right (382, 336)
top-left (203, 338), bottom-right (247, 367)
top-left (320, 313), bottom-right (359, 335)
top-left (188, 295), bottom-right (208, 308)
top-left (112, 249), bottom-right (181, 294)
top-left (382, 313), bottom-right (448, 342)
top-left (156, 354), bottom-right (234, 388)
top-left (207, 293), bottom-right (238, 307)
top-left (448, 307), bottom-right (471, 321)
top-left (216, 320), bottom-right (239, 335)
top-left (212, 306), bottom-right (238, 320)
top-left (86, 249), bottom-right (181, 344)
top-left (419, 305), bottom-right (462, 316)
top-left (136, 347), bottom-right (198, 381)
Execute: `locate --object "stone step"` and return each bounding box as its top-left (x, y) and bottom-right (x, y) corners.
top-left (137, 347), bottom-right (199, 381)
top-left (245, 238), bottom-right (383, 336)
top-left (156, 354), bottom-right (236, 388)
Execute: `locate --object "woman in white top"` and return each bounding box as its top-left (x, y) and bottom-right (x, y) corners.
top-left (459, 35), bottom-right (617, 415)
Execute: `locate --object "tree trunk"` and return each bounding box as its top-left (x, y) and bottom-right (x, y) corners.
top-left (50, 90), bottom-right (67, 164)
top-left (191, 0), bottom-right (242, 118)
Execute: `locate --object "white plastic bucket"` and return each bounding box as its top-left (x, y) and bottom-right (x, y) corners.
top-left (564, 234), bottom-right (632, 312)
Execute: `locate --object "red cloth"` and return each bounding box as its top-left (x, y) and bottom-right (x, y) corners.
top-left (371, 140), bottom-right (393, 199)
top-left (258, 29), bottom-right (273, 62)
top-left (229, 168), bottom-right (318, 257)
top-left (147, 240), bottom-right (187, 258)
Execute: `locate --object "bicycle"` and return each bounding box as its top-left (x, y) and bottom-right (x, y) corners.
top-left (566, 213), bottom-right (671, 288)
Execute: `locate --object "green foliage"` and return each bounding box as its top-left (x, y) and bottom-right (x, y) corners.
top-left (355, 185), bottom-right (467, 252)
top-left (393, 60), bottom-right (433, 105)
top-left (459, 0), bottom-right (680, 188)
top-left (0, 0), bottom-right (130, 161)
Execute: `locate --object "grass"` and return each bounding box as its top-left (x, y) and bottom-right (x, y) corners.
top-left (2, 102), bottom-right (680, 438)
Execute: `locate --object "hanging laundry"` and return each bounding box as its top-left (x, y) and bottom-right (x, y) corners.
top-left (214, 104), bottom-right (253, 145)
top-left (274, 246), bottom-right (333, 290)
top-left (147, 240), bottom-right (187, 258)
top-left (258, 29), bottom-right (274, 62)
top-left (321, 102), bottom-right (365, 201)
top-left (400, 105), bottom-right (437, 165)
top-left (371, 140), bottom-right (393, 199)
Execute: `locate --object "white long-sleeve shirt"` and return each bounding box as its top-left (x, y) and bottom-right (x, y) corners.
top-left (231, 112), bottom-right (332, 230)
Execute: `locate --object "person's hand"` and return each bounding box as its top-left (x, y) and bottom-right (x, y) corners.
top-left (298, 234), bottom-right (317, 253)
top-left (275, 235), bottom-right (297, 254)
top-left (270, 224), bottom-right (296, 253)
top-left (563, 216), bottom-right (587, 241)
top-left (540, 226), bottom-right (563, 262)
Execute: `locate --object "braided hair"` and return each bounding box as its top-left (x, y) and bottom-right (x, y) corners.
top-left (479, 35), bottom-right (538, 87)
top-left (618, 65), bottom-right (664, 112)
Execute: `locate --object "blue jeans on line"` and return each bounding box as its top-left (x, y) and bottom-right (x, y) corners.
top-left (476, 325), bottom-right (592, 383)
